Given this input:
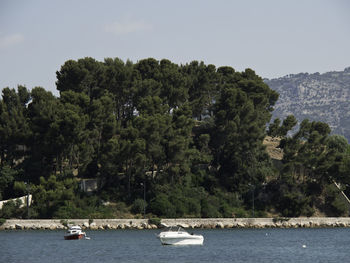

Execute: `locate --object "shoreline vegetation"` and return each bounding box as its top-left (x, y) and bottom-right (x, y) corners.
top-left (2, 217), bottom-right (350, 230)
top-left (1, 57), bottom-right (350, 221)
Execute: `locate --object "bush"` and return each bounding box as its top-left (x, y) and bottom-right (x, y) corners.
top-left (325, 185), bottom-right (348, 216)
top-left (131, 198), bottom-right (147, 214)
top-left (60, 219), bottom-right (68, 227)
top-left (219, 202), bottom-right (234, 218)
top-left (231, 207), bottom-right (248, 218)
top-left (200, 198), bottom-right (221, 218)
top-left (0, 200), bottom-right (25, 219)
top-left (186, 198), bottom-right (201, 217)
top-left (53, 203), bottom-right (84, 219)
top-left (149, 193), bottom-right (176, 217)
top-left (169, 196), bottom-right (186, 217)
top-left (0, 218), bottom-right (6, 226)
top-left (148, 218), bottom-right (161, 226)
top-left (269, 179), bottom-right (312, 217)
top-left (329, 198), bottom-right (347, 216)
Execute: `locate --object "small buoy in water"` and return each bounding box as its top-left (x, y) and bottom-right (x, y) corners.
top-left (302, 244), bottom-right (306, 248)
top-left (265, 233), bottom-right (268, 236)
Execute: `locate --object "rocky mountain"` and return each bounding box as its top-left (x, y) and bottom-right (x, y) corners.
top-left (265, 67), bottom-right (350, 141)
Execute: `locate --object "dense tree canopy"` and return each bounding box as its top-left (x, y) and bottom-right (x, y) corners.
top-left (1, 57), bottom-right (350, 219)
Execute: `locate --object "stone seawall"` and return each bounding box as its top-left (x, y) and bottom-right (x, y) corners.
top-left (2, 217), bottom-right (350, 230)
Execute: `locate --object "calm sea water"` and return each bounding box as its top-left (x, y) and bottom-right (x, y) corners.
top-left (1, 228), bottom-right (349, 263)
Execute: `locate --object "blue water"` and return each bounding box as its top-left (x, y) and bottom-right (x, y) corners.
top-left (0, 228), bottom-right (349, 262)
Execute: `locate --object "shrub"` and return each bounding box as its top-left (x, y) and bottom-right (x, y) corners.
top-left (329, 198), bottom-right (347, 216)
top-left (186, 198), bottom-right (201, 217)
top-left (149, 193), bottom-right (176, 217)
top-left (231, 207), bottom-right (248, 218)
top-left (148, 218), bottom-right (161, 226)
top-left (0, 200), bottom-right (25, 219)
top-left (131, 198), bottom-right (147, 214)
top-left (60, 219), bottom-right (68, 227)
top-left (53, 203), bottom-right (84, 219)
top-left (0, 218), bottom-right (6, 226)
top-left (219, 202), bottom-right (234, 218)
top-left (325, 185), bottom-right (348, 216)
top-left (169, 196), bottom-right (186, 217)
top-left (200, 198), bottom-right (221, 218)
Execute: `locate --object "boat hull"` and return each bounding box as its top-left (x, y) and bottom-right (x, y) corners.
top-left (159, 235), bottom-right (204, 245)
top-left (157, 228), bottom-right (204, 245)
top-left (64, 234), bottom-right (85, 240)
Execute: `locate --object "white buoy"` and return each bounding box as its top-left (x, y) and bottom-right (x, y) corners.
top-left (302, 244), bottom-right (306, 248)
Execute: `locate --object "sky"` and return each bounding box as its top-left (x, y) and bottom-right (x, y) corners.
top-left (1, 0), bottom-right (349, 96)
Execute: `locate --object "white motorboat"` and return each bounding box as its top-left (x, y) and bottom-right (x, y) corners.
top-left (157, 227), bottom-right (204, 245)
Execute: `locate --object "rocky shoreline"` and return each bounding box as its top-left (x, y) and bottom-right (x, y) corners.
top-left (2, 217), bottom-right (350, 230)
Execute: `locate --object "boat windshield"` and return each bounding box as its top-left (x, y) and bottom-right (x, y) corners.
top-left (166, 226), bottom-right (186, 232)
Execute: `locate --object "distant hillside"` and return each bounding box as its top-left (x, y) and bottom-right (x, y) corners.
top-left (265, 67), bottom-right (350, 141)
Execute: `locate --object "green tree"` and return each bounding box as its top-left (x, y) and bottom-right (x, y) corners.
top-left (31, 175), bottom-right (76, 218)
top-left (0, 165), bottom-right (19, 200)
top-left (56, 57), bottom-right (106, 100)
top-left (102, 57), bottom-right (135, 123)
top-left (0, 86), bottom-right (31, 167)
top-left (267, 118), bottom-right (281, 137)
top-left (26, 87), bottom-right (60, 180)
top-left (268, 115), bottom-right (297, 137)
top-left (182, 61), bottom-right (217, 120)
top-left (279, 115), bottom-right (297, 136)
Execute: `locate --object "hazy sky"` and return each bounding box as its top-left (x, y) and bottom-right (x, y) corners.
top-left (1, 0), bottom-right (349, 96)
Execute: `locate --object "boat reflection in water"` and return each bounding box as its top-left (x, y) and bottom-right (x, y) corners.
top-left (157, 227), bottom-right (204, 245)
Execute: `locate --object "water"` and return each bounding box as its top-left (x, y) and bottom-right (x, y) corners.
top-left (1, 228), bottom-right (349, 262)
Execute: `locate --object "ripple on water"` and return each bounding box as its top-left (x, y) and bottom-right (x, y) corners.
top-left (1, 228), bottom-right (350, 263)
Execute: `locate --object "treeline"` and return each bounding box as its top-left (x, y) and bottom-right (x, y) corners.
top-left (0, 57), bottom-right (350, 219)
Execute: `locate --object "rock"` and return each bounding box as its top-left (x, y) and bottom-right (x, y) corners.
top-left (313, 222), bottom-right (320, 227)
top-left (215, 222), bottom-right (224, 229)
top-left (255, 223), bottom-right (264, 229)
top-left (15, 224), bottom-right (23, 230)
top-left (289, 222), bottom-right (297, 228)
top-left (303, 222), bottom-right (311, 228)
top-left (83, 222), bottom-right (89, 228)
top-left (90, 225), bottom-right (98, 230)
